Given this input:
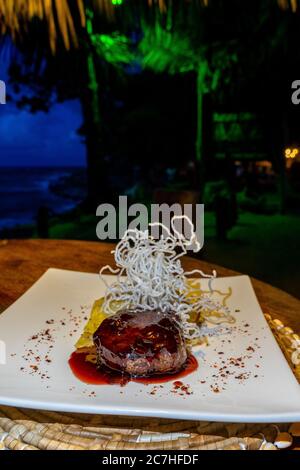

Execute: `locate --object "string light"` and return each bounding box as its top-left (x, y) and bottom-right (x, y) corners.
top-left (285, 147), bottom-right (299, 159)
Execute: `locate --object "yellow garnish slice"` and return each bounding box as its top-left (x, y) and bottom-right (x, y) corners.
top-left (75, 298), bottom-right (107, 350)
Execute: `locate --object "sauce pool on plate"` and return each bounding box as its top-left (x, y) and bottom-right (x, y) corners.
top-left (69, 352), bottom-right (198, 386)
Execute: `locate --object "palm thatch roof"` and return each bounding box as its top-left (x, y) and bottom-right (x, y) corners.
top-left (0, 0), bottom-right (298, 53)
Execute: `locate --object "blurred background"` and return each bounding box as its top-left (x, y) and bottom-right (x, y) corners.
top-left (0, 0), bottom-right (299, 297)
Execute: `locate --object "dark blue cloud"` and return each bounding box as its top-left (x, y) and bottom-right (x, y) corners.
top-left (0, 98), bottom-right (86, 167)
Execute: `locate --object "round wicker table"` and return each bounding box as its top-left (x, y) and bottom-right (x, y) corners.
top-left (0, 239), bottom-right (299, 451)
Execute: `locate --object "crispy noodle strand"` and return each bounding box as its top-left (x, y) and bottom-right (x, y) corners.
top-left (100, 216), bottom-right (235, 340)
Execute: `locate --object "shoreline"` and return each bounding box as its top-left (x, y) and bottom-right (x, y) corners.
top-left (0, 167), bottom-right (87, 236)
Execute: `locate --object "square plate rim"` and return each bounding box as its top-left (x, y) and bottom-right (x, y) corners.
top-left (0, 267), bottom-right (299, 423)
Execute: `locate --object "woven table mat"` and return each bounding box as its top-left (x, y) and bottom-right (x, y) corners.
top-left (0, 315), bottom-right (299, 451)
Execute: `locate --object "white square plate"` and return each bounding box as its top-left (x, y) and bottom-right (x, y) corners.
top-left (0, 268), bottom-right (299, 422)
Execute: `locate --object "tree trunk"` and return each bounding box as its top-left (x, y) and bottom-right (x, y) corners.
top-left (279, 112), bottom-right (289, 214)
top-left (80, 49), bottom-right (109, 209)
top-left (195, 62), bottom-right (207, 197)
top-left (79, 9), bottom-right (111, 209)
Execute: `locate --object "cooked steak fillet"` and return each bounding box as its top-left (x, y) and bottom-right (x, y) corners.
top-left (93, 309), bottom-right (187, 377)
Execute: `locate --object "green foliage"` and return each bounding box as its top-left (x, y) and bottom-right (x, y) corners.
top-left (91, 32), bottom-right (135, 66)
top-left (88, 21), bottom-right (237, 97)
top-left (139, 23), bottom-right (196, 74)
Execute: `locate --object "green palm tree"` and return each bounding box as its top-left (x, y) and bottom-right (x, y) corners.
top-left (0, 0), bottom-right (298, 204)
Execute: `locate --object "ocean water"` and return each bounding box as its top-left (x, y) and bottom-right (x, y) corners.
top-left (0, 167), bottom-right (87, 230)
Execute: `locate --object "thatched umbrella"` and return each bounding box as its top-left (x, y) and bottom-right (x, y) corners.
top-left (0, 1), bottom-right (177, 52)
top-left (0, 0), bottom-right (298, 53)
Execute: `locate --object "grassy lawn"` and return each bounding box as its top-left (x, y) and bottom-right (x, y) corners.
top-left (203, 212), bottom-right (300, 299)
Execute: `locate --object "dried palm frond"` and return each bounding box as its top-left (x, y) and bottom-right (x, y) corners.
top-left (278, 0), bottom-right (298, 12)
top-left (0, 0), bottom-right (86, 52)
top-left (0, 0), bottom-right (298, 54)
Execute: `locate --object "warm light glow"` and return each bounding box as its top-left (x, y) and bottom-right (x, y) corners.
top-left (285, 147), bottom-right (299, 159)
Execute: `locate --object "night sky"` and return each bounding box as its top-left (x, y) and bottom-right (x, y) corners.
top-left (0, 59), bottom-right (86, 168)
top-left (0, 99), bottom-right (86, 167)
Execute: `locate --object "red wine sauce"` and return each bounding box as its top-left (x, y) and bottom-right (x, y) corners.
top-left (69, 352), bottom-right (198, 386)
